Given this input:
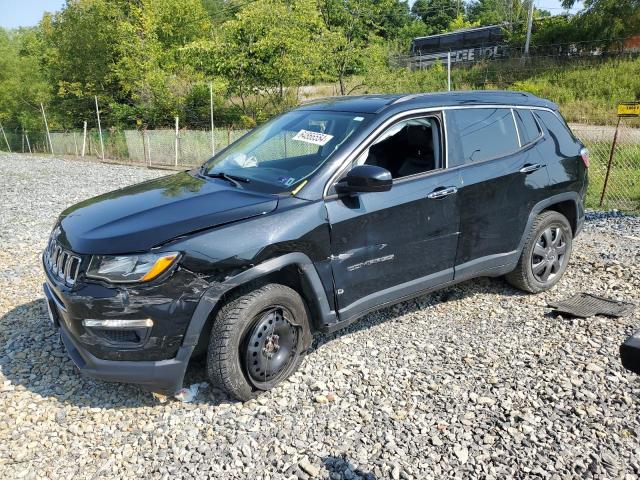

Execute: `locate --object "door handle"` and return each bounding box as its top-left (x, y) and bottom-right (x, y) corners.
top-left (427, 186), bottom-right (458, 199)
top-left (519, 163), bottom-right (543, 174)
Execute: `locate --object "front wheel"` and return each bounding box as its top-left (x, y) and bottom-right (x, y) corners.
top-left (506, 211), bottom-right (573, 293)
top-left (206, 283), bottom-right (310, 401)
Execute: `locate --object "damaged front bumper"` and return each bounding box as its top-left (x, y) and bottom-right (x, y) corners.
top-left (43, 272), bottom-right (201, 395)
top-left (44, 282), bottom-right (194, 394)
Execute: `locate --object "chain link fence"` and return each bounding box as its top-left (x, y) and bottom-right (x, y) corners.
top-left (572, 123), bottom-right (640, 212)
top-left (0, 126), bottom-right (249, 166)
top-left (1, 122), bottom-right (639, 213)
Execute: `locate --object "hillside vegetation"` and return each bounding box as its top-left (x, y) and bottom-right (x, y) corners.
top-left (352, 55), bottom-right (640, 125)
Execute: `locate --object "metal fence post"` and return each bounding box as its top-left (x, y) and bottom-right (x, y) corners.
top-left (447, 52), bottom-right (451, 91)
top-left (146, 131), bottom-right (152, 167)
top-left (40, 103), bottom-right (53, 154)
top-left (25, 131), bottom-right (31, 153)
top-left (95, 96), bottom-right (105, 160)
top-left (210, 82), bottom-right (215, 157)
top-left (599, 117), bottom-right (622, 207)
top-left (81, 121), bottom-right (87, 157)
top-left (141, 129), bottom-right (148, 166)
top-left (0, 120), bottom-right (11, 152)
top-left (175, 116), bottom-right (179, 167)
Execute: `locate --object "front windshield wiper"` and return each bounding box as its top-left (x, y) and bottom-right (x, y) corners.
top-left (202, 170), bottom-right (251, 188)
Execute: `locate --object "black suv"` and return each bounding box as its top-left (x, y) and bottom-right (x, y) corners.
top-left (43, 91), bottom-right (588, 401)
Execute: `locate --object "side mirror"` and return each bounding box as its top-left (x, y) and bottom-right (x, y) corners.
top-left (336, 165), bottom-right (392, 194)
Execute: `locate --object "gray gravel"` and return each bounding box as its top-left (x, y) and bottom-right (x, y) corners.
top-left (1, 153), bottom-right (639, 479)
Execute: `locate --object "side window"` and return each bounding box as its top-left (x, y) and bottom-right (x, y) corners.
top-left (514, 109), bottom-right (542, 145)
top-left (449, 108), bottom-right (519, 164)
top-left (354, 117), bottom-right (441, 179)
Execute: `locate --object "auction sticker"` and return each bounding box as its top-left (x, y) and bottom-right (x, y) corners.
top-left (292, 129), bottom-right (334, 146)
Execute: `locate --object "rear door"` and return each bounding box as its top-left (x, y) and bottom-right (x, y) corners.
top-left (446, 107), bottom-right (550, 278)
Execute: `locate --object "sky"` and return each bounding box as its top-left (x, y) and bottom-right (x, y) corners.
top-left (0, 0), bottom-right (65, 29)
top-left (0, 0), bottom-right (584, 29)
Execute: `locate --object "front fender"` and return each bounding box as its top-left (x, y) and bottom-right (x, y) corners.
top-left (182, 252), bottom-right (337, 351)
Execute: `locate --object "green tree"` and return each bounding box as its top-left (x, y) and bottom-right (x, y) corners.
top-left (411, 0), bottom-right (458, 34)
top-left (561, 0), bottom-right (640, 45)
top-left (201, 0), bottom-right (246, 24)
top-left (448, 13), bottom-right (480, 30)
top-left (112, 0), bottom-right (211, 126)
top-left (188, 0), bottom-right (326, 120)
top-left (467, 0), bottom-right (550, 26)
top-left (39, 0), bottom-right (126, 128)
top-left (0, 28), bottom-right (49, 133)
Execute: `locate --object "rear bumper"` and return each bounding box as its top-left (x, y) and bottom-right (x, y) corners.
top-left (44, 282), bottom-right (192, 395)
top-left (621, 330), bottom-right (640, 375)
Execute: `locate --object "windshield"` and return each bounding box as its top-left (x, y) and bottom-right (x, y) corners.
top-left (202, 110), bottom-right (370, 190)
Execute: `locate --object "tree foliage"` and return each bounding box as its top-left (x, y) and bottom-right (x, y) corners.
top-left (0, 0), bottom-right (636, 130)
top-left (562, 0), bottom-right (640, 44)
top-left (411, 0), bottom-right (459, 34)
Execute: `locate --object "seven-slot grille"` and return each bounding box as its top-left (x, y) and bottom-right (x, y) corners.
top-left (45, 238), bottom-right (81, 285)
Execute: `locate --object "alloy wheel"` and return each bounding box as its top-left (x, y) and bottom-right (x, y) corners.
top-left (531, 225), bottom-right (567, 283)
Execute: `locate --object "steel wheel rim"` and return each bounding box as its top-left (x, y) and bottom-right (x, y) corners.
top-left (244, 306), bottom-right (299, 389)
top-left (531, 225), bottom-right (567, 283)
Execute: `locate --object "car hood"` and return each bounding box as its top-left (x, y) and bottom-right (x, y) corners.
top-left (58, 172), bottom-right (279, 254)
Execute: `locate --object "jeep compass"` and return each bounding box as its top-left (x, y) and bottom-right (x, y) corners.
top-left (43, 91), bottom-right (588, 401)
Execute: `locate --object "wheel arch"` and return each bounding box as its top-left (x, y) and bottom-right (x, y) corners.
top-left (183, 253), bottom-right (336, 355)
top-left (541, 199), bottom-right (579, 236)
top-left (517, 192), bottom-right (582, 255)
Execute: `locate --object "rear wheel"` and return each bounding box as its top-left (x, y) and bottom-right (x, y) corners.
top-left (506, 211), bottom-right (573, 293)
top-left (206, 283), bottom-right (309, 401)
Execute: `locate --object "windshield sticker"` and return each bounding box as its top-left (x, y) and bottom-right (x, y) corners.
top-left (354, 116), bottom-right (364, 121)
top-left (278, 176), bottom-right (296, 186)
top-left (292, 129), bottom-right (334, 146)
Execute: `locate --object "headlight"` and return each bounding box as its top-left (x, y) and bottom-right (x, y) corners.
top-left (86, 252), bottom-right (180, 283)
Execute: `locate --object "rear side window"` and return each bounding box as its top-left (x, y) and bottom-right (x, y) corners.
top-left (514, 109), bottom-right (542, 145)
top-left (448, 108), bottom-right (519, 164)
top-left (534, 110), bottom-right (579, 156)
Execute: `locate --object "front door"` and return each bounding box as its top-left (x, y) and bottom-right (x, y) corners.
top-left (325, 114), bottom-right (461, 321)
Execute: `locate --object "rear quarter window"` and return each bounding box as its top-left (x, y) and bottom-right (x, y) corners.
top-left (534, 110), bottom-right (580, 157)
top-left (448, 108), bottom-right (520, 164)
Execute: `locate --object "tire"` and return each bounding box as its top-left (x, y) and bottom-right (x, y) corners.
top-left (506, 211), bottom-right (573, 293)
top-left (206, 283), bottom-right (310, 401)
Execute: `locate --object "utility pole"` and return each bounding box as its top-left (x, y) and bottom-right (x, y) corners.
top-left (524, 0), bottom-right (535, 56)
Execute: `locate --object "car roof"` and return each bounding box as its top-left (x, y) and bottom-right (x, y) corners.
top-left (298, 91), bottom-right (557, 113)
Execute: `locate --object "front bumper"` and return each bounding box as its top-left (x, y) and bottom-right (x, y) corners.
top-left (44, 282), bottom-right (193, 395)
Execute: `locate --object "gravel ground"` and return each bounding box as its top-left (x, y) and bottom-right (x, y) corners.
top-left (1, 153), bottom-right (639, 480)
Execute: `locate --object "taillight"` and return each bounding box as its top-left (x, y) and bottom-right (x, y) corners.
top-left (580, 147), bottom-right (589, 168)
